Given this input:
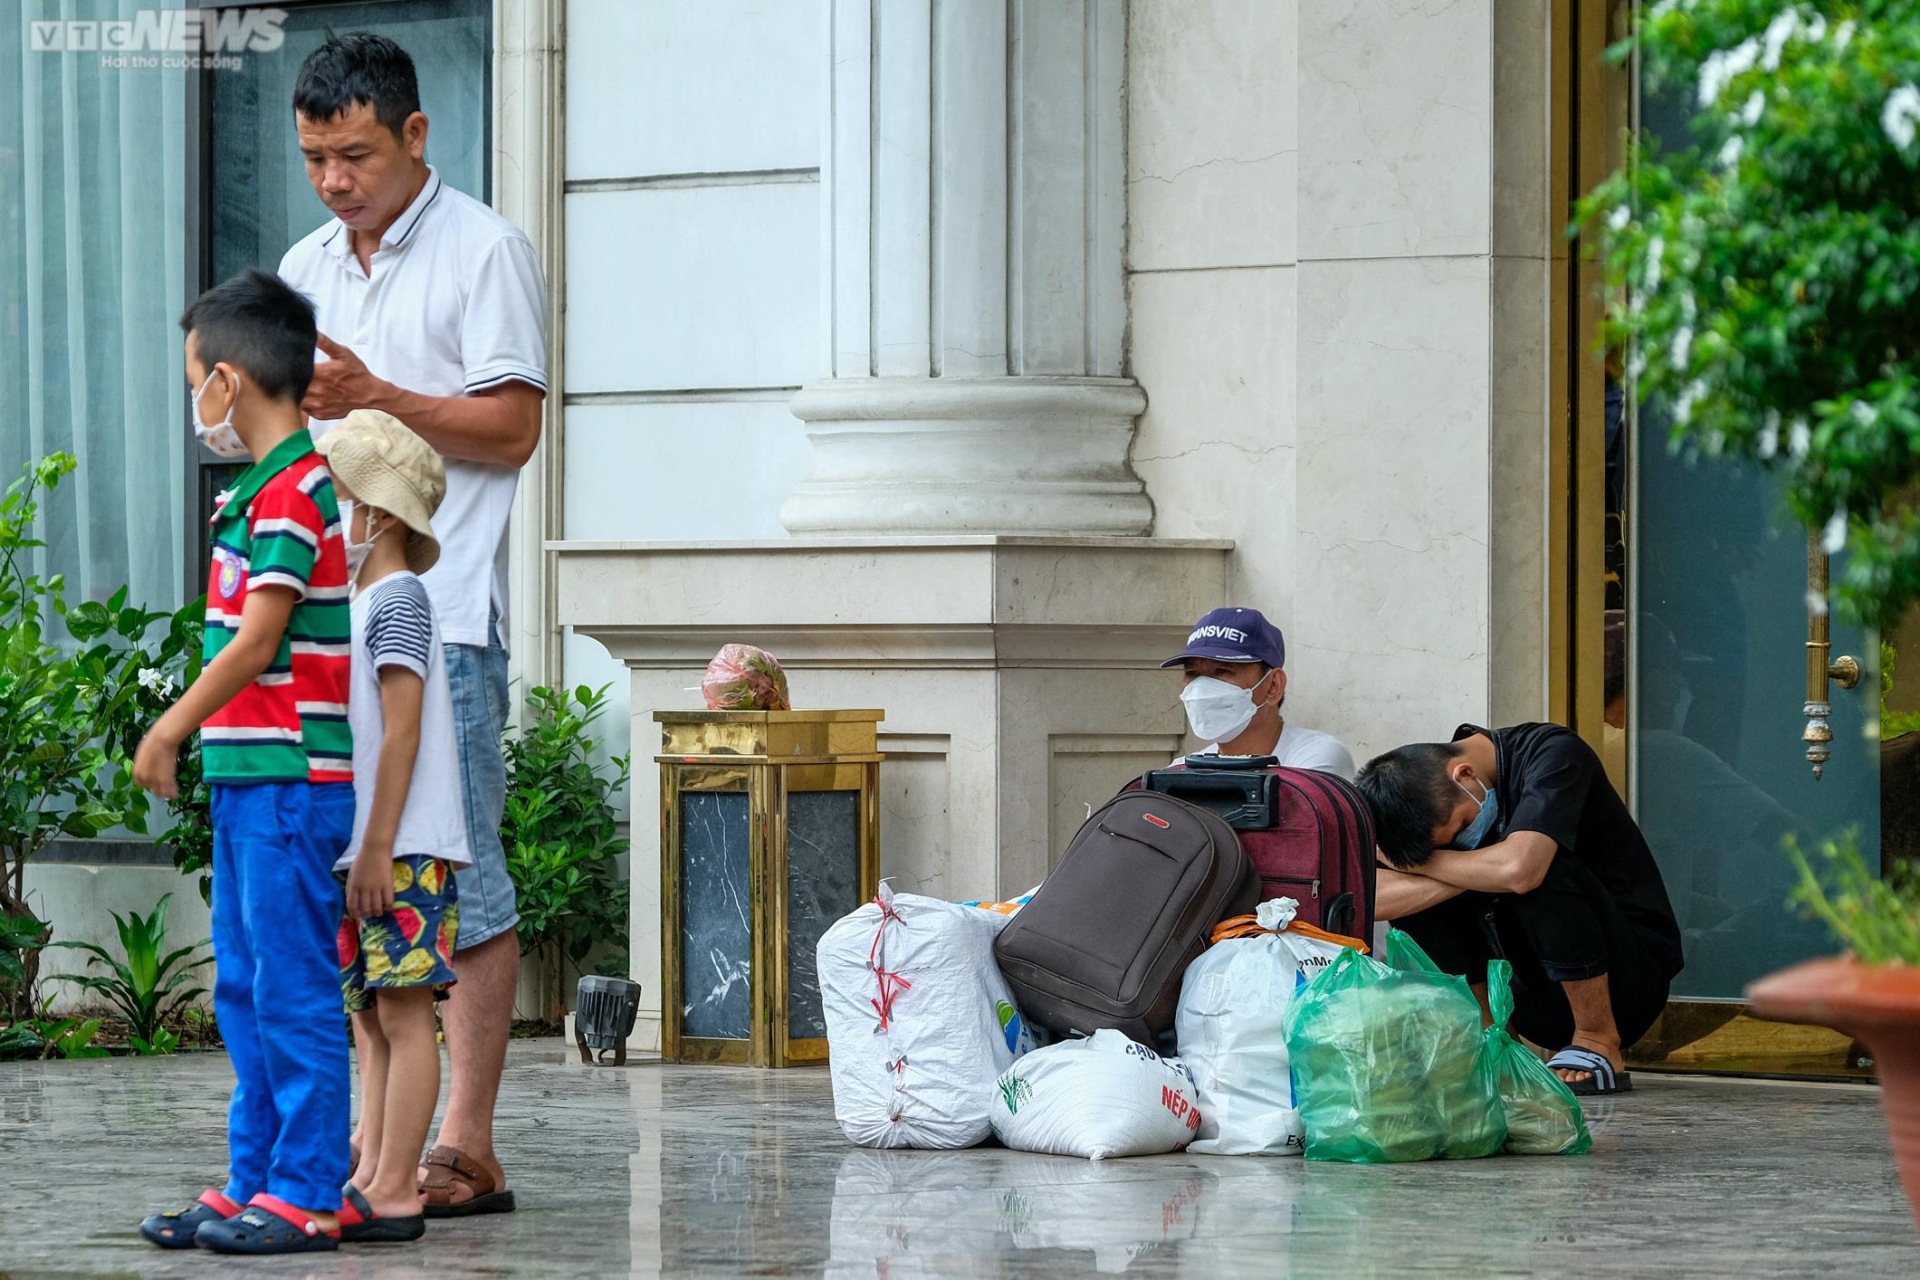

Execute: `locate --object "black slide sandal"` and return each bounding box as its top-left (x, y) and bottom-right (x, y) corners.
top-left (339, 1183), bottom-right (426, 1243)
top-left (1546, 1046), bottom-right (1633, 1096)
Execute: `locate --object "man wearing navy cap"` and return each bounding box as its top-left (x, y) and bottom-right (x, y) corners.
top-left (1165, 607), bottom-right (1355, 780)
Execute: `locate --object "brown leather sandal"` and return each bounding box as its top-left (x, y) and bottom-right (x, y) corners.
top-left (419, 1145), bottom-right (516, 1218)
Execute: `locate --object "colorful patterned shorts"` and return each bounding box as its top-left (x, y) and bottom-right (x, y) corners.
top-left (337, 855), bottom-right (460, 1014)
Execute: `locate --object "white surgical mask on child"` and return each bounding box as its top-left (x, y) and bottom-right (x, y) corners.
top-left (340, 501), bottom-right (386, 584)
top-left (190, 367), bottom-right (249, 458)
top-left (1180, 671), bottom-right (1272, 744)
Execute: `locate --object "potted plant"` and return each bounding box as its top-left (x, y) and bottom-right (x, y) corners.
top-left (1748, 838), bottom-right (1920, 1224)
top-left (502, 684), bottom-right (631, 1023)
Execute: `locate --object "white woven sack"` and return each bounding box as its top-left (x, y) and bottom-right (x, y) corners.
top-left (989, 1028), bottom-right (1201, 1160)
top-left (819, 883), bottom-right (1034, 1148)
top-left (1175, 897), bottom-right (1355, 1156)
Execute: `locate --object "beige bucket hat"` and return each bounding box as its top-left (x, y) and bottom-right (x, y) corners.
top-left (313, 408), bottom-right (445, 575)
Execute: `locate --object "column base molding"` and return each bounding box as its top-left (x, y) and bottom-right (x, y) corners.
top-left (781, 377), bottom-right (1154, 537)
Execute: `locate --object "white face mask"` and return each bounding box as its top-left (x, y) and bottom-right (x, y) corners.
top-left (190, 368), bottom-right (249, 458)
top-left (340, 501), bottom-right (386, 583)
top-left (1180, 672), bottom-right (1270, 744)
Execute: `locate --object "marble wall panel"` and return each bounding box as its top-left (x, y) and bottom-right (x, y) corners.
top-left (1297, 0), bottom-right (1493, 261)
top-left (1127, 0), bottom-right (1298, 270)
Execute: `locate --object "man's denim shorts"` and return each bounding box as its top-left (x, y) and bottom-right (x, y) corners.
top-left (444, 620), bottom-right (519, 949)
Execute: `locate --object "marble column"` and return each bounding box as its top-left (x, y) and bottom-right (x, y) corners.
top-left (781, 0), bottom-right (1151, 537)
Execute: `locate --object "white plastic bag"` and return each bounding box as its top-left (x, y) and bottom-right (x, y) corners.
top-left (819, 883), bottom-right (1035, 1149)
top-left (1175, 898), bottom-right (1363, 1156)
top-left (989, 1028), bottom-right (1201, 1159)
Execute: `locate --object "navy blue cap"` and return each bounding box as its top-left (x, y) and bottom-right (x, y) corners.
top-left (1161, 607), bottom-right (1285, 669)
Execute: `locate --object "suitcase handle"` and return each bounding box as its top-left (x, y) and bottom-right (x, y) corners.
top-left (1181, 754), bottom-right (1280, 771)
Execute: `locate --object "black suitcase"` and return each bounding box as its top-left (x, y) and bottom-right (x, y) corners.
top-left (992, 790), bottom-right (1260, 1043)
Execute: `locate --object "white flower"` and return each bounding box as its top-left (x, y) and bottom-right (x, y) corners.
top-left (1823, 507), bottom-right (1849, 555)
top-left (1761, 12), bottom-right (1800, 72)
top-left (1759, 409), bottom-right (1781, 458)
top-left (1627, 347), bottom-right (1649, 382)
top-left (1608, 204), bottom-right (1632, 232)
top-left (1644, 235), bottom-right (1665, 293)
top-left (1789, 418), bottom-right (1812, 458)
top-left (1699, 37), bottom-right (1761, 107)
top-left (1718, 135), bottom-right (1744, 169)
top-left (1741, 90), bottom-right (1766, 127)
top-left (1804, 14), bottom-right (1827, 43)
top-left (136, 667), bottom-right (175, 696)
top-left (1884, 85), bottom-right (1920, 150)
top-left (1851, 399), bottom-right (1880, 425)
top-left (1673, 379), bottom-right (1707, 425)
top-left (1671, 291), bottom-right (1697, 368)
top-left (1807, 589), bottom-right (1829, 619)
top-left (1833, 20), bottom-right (1855, 52)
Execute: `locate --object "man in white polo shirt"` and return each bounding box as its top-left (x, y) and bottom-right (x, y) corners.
top-left (1167, 606), bottom-right (1356, 779)
top-left (279, 32), bottom-right (544, 1218)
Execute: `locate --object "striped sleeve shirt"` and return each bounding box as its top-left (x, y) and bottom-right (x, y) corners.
top-left (364, 574), bottom-right (434, 677)
top-left (200, 433), bottom-right (353, 785)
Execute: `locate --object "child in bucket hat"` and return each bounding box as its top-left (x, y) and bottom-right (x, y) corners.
top-left (314, 410), bottom-right (472, 1243)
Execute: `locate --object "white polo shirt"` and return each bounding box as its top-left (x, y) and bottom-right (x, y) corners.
top-left (1180, 724), bottom-right (1358, 780)
top-left (279, 166), bottom-right (548, 649)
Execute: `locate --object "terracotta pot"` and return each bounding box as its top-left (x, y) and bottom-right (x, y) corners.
top-left (1748, 957), bottom-right (1920, 1227)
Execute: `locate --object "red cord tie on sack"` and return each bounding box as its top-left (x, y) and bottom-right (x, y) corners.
top-left (871, 970), bottom-right (913, 1030)
top-left (867, 890), bottom-right (912, 1031)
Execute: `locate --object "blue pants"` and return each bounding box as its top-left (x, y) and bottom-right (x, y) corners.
top-left (210, 781), bottom-right (354, 1210)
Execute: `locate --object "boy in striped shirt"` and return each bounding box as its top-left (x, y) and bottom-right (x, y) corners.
top-left (134, 269), bottom-right (355, 1255)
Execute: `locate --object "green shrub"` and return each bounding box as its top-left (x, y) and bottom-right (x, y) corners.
top-left (1, 455), bottom-right (196, 1017)
top-left (1788, 834), bottom-right (1920, 966)
top-left (52, 893), bottom-right (209, 1052)
top-left (0, 1006), bottom-right (108, 1061)
top-left (503, 684), bottom-right (630, 1018)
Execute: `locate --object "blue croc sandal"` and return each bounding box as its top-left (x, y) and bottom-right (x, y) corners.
top-left (195, 1194), bottom-right (340, 1255)
top-left (1547, 1046), bottom-right (1632, 1096)
top-left (140, 1188), bottom-right (241, 1249)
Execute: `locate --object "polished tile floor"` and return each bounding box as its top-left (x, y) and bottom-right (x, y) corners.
top-left (0, 1040), bottom-right (1914, 1278)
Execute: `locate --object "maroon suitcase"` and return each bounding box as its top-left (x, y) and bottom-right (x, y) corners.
top-left (1134, 759), bottom-right (1376, 941)
top-left (992, 790), bottom-right (1260, 1043)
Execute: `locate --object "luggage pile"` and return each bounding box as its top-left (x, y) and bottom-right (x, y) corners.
top-left (817, 756), bottom-right (1589, 1164)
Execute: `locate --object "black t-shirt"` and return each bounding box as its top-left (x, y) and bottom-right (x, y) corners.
top-left (1454, 722), bottom-right (1684, 976)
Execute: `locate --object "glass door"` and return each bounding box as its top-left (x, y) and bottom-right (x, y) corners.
top-left (1611, 3), bottom-right (1896, 1078)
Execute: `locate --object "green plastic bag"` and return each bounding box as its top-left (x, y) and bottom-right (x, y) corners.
top-left (1283, 932), bottom-right (1506, 1163)
top-left (1482, 958), bottom-right (1592, 1156)
top-left (1386, 931), bottom-right (1591, 1157)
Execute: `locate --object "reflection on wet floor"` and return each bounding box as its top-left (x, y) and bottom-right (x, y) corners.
top-left (1, 1040), bottom-right (1915, 1278)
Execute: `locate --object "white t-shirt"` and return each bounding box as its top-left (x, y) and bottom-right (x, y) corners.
top-left (335, 572), bottom-right (473, 872)
top-left (1182, 723), bottom-right (1357, 781)
top-left (279, 167), bottom-right (548, 649)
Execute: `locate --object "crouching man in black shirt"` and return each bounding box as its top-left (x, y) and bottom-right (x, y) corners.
top-left (1356, 724), bottom-right (1683, 1095)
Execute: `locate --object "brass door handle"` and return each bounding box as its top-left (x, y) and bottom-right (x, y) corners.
top-left (1803, 532), bottom-right (1862, 779)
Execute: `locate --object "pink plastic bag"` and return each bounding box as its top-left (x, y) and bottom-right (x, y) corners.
top-left (701, 644), bottom-right (792, 711)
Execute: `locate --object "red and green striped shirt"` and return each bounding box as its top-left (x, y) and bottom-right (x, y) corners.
top-left (201, 432), bottom-right (353, 784)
